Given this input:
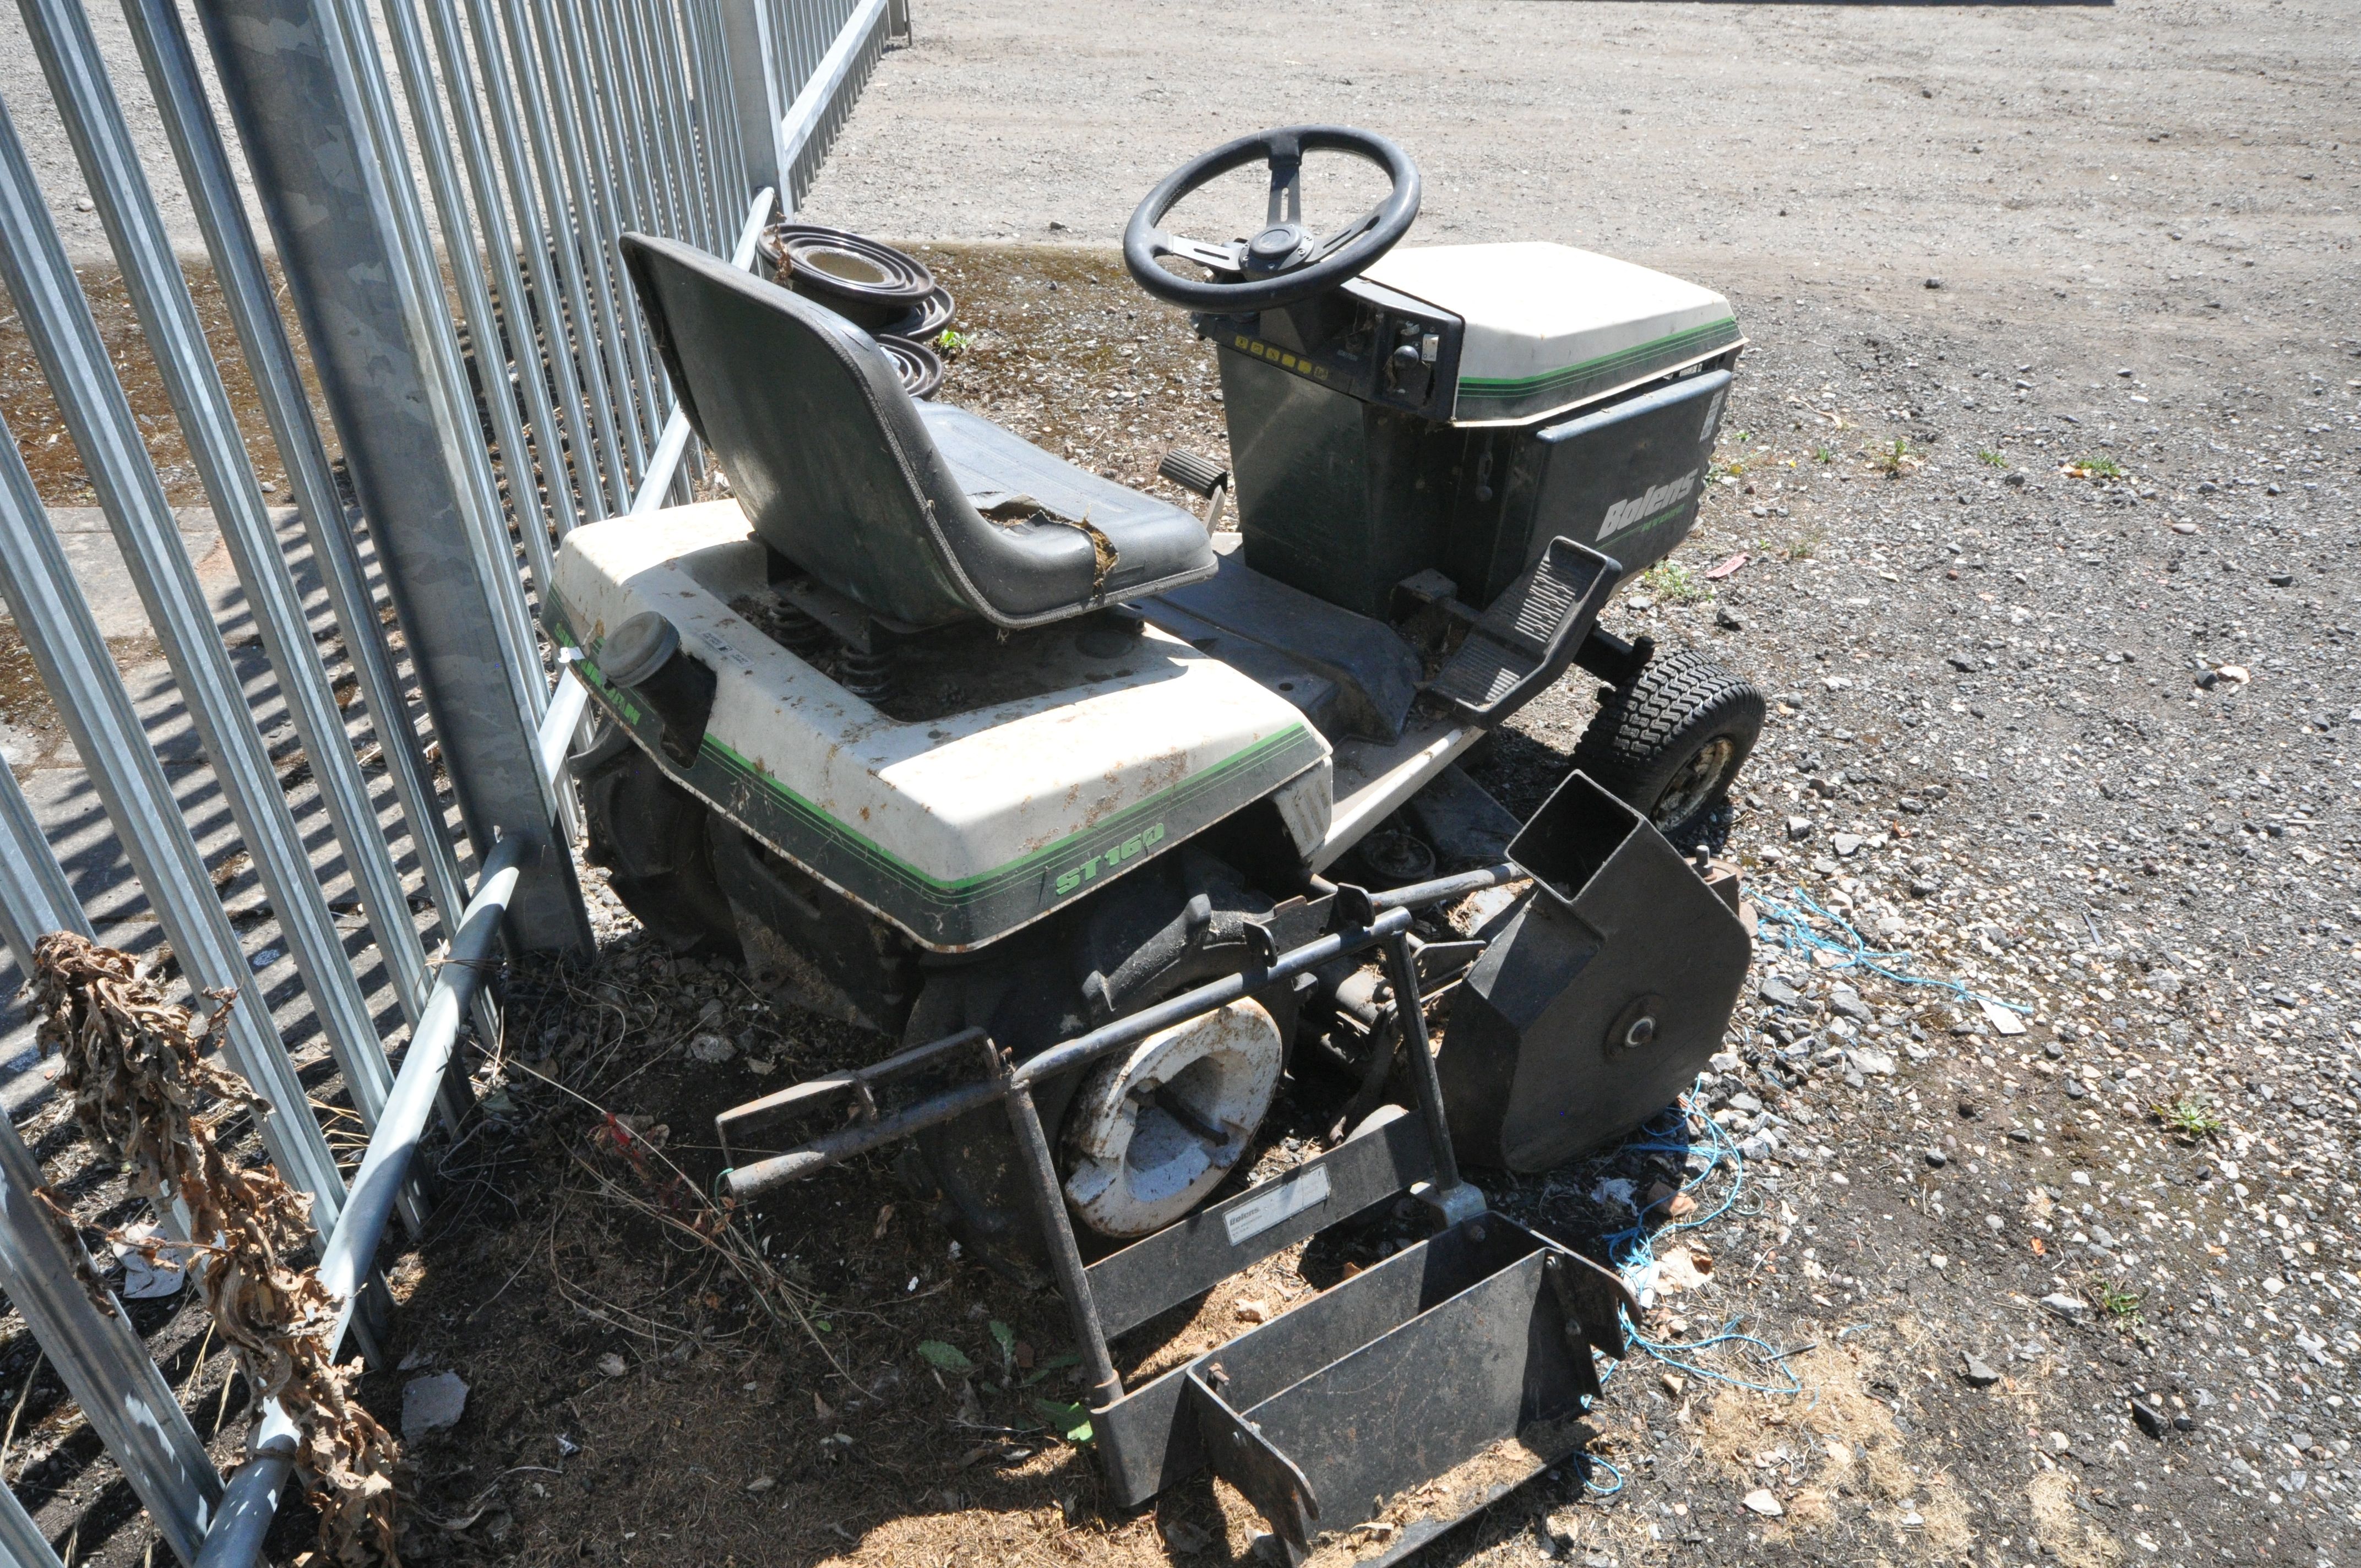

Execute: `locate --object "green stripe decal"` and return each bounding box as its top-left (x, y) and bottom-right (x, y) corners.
top-left (1457, 317), bottom-right (1742, 420)
top-left (550, 601), bottom-right (1325, 946)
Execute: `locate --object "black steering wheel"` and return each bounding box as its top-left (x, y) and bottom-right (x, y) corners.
top-left (1123, 125), bottom-right (1421, 314)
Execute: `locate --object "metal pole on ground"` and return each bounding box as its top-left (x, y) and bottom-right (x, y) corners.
top-left (195, 833), bottom-right (531, 1568)
top-left (192, 0), bottom-right (593, 957)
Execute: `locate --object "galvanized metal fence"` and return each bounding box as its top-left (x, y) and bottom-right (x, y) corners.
top-left (0, 0), bottom-right (897, 1559)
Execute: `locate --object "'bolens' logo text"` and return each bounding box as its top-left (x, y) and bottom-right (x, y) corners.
top-left (1599, 468), bottom-right (1699, 539)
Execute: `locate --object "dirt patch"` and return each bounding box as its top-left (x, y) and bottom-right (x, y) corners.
top-left (0, 257), bottom-right (298, 507)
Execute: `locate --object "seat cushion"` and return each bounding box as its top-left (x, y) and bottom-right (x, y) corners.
top-left (918, 404), bottom-right (1220, 603)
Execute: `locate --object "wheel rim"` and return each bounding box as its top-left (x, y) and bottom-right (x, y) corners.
top-left (1652, 736), bottom-right (1737, 829)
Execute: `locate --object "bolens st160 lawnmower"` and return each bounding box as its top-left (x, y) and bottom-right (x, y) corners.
top-left (546, 125), bottom-right (1764, 1559)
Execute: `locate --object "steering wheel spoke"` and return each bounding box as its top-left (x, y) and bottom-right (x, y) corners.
top-left (1308, 210), bottom-right (1380, 265)
top-left (1124, 124), bottom-right (1421, 313)
top-left (1152, 230), bottom-right (1248, 276)
top-left (1265, 132), bottom-right (1304, 227)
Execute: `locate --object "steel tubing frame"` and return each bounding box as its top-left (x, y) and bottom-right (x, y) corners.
top-left (193, 834), bottom-right (532, 1568)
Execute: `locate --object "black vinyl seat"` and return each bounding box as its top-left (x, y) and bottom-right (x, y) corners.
top-left (621, 234), bottom-right (1216, 629)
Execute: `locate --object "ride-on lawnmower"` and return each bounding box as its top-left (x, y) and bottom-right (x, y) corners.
top-left (548, 126), bottom-right (1763, 1558)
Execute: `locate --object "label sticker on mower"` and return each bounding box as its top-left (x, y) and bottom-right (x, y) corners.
top-left (1223, 1165), bottom-right (1332, 1247)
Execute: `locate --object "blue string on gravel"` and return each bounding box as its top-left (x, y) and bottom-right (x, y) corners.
top-left (1605, 1094), bottom-right (1807, 1398)
top-left (1753, 885), bottom-right (2030, 1018)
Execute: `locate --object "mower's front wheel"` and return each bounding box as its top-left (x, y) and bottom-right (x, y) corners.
top-left (1572, 647), bottom-right (1764, 847)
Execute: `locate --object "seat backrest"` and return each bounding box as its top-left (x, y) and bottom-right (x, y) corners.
top-left (624, 233), bottom-right (1009, 627)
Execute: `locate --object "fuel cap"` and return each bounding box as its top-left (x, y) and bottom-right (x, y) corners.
top-left (599, 611), bottom-right (680, 688)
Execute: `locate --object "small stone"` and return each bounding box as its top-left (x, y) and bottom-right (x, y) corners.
top-left (1923, 1148), bottom-right (1948, 1169)
top-left (1847, 1047), bottom-right (1896, 1077)
top-left (1759, 976), bottom-right (1803, 1009)
top-left (2039, 1293), bottom-right (2088, 1320)
top-left (597, 1352), bottom-right (628, 1378)
top-left (2064, 1077), bottom-right (2088, 1100)
top-left (1826, 986), bottom-right (1873, 1022)
top-left (401, 1370), bottom-right (469, 1443)
top-left (1742, 1488), bottom-right (1785, 1517)
top-left (688, 1032), bottom-right (736, 1063)
top-left (2130, 1398), bottom-right (2169, 1439)
top-left (1924, 276), bottom-right (1944, 290)
top-left (1831, 832), bottom-right (1864, 857)
top-left (2044, 1430), bottom-right (2072, 1454)
top-left (1960, 1353), bottom-right (2000, 1387)
top-left (1715, 606), bottom-right (1745, 631)
top-left (1786, 815), bottom-right (1815, 842)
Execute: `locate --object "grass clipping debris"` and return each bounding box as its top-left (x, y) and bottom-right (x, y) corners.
top-left (29, 932), bottom-right (402, 1567)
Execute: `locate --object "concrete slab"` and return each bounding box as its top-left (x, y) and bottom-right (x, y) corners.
top-left (0, 504), bottom-right (298, 640)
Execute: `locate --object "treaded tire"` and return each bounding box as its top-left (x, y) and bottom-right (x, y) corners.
top-left (575, 721), bottom-right (742, 957)
top-left (1571, 647), bottom-right (1765, 848)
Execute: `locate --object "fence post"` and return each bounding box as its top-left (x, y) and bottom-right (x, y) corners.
top-left (715, 0), bottom-right (787, 205)
top-left (191, 0), bottom-right (593, 955)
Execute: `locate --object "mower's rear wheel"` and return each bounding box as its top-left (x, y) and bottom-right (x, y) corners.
top-left (575, 722), bottom-right (742, 957)
top-left (1572, 647), bottom-right (1764, 847)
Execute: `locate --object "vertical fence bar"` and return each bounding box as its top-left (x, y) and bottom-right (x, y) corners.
top-left (478, 0), bottom-right (628, 521)
top-left (517, 0), bottom-right (646, 502)
top-left (552, 0), bottom-right (662, 460)
top-left (635, 0), bottom-right (705, 247)
top-left (0, 101), bottom-right (351, 1221)
top-left (414, 0), bottom-right (581, 555)
top-left (779, 0), bottom-right (890, 204)
top-left (319, 0), bottom-right (549, 711)
top-left (687, 0), bottom-right (752, 214)
top-left (0, 1480), bottom-right (66, 1568)
top-left (194, 0), bottom-right (593, 955)
top-left (117, 0), bottom-right (470, 984)
top-left (19, 0), bottom-right (410, 1135)
top-left (0, 1116), bottom-right (222, 1564)
top-left (375, 0), bottom-right (562, 601)
top-left (0, 769), bottom-right (86, 965)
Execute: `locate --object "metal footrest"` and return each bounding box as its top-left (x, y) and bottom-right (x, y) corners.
top-left (1097, 1216), bottom-right (1635, 1559)
top-left (1427, 536), bottom-right (1618, 723)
